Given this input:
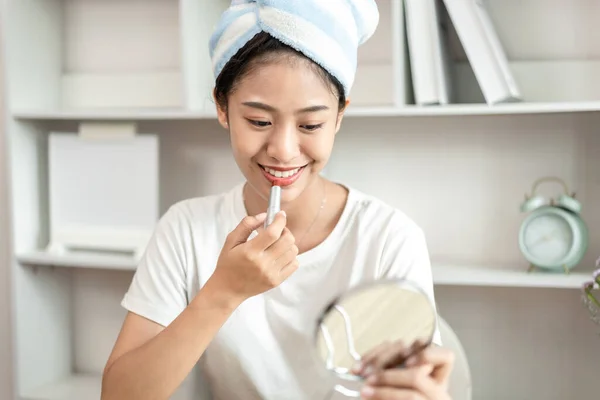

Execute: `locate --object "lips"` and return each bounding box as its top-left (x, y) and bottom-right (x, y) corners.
top-left (259, 164), bottom-right (306, 186)
top-left (262, 166), bottom-right (301, 178)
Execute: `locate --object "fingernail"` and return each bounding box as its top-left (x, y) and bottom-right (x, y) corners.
top-left (363, 365), bottom-right (374, 376)
top-left (255, 212), bottom-right (267, 219)
top-left (366, 374), bottom-right (377, 384)
top-left (351, 362), bottom-right (362, 373)
top-left (361, 386), bottom-right (374, 398)
top-left (280, 210), bottom-right (286, 217)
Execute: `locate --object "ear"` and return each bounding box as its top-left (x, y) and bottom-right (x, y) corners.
top-left (213, 88), bottom-right (229, 129)
top-left (335, 99), bottom-right (351, 134)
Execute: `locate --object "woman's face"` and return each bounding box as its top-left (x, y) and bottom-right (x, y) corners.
top-left (216, 56), bottom-right (347, 204)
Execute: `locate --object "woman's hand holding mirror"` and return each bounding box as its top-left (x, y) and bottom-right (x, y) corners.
top-left (358, 343), bottom-right (454, 399)
top-left (351, 338), bottom-right (429, 375)
top-left (403, 344), bottom-right (455, 388)
top-left (312, 278), bottom-right (454, 399)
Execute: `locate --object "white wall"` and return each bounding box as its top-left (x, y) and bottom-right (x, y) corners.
top-left (0, 128), bottom-right (12, 400)
top-left (41, 111), bottom-right (600, 399)
top-left (0, 2), bottom-right (14, 397)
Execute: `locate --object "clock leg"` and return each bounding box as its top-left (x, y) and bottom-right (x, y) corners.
top-left (527, 263), bottom-right (535, 273)
top-left (562, 264), bottom-right (570, 275)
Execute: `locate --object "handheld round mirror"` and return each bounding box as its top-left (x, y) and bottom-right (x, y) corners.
top-left (312, 279), bottom-right (437, 398)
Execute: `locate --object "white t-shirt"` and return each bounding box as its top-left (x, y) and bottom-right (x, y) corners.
top-left (121, 182), bottom-right (441, 400)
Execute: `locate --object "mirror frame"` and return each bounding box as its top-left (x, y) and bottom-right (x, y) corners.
top-left (311, 278), bottom-right (439, 394)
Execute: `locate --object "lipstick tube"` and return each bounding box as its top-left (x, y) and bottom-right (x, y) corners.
top-left (264, 185), bottom-right (281, 228)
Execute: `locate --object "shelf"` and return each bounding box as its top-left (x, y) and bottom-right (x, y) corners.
top-left (17, 250), bottom-right (138, 271)
top-left (12, 101), bottom-right (600, 122)
top-left (12, 108), bottom-right (217, 121)
top-left (20, 373), bottom-right (100, 400)
top-left (345, 101), bottom-right (600, 116)
top-left (433, 264), bottom-right (592, 289)
top-left (15, 250), bottom-right (592, 289)
top-left (7, 0), bottom-right (228, 112)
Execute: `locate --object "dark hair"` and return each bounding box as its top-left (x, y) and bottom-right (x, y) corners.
top-left (214, 31), bottom-right (346, 114)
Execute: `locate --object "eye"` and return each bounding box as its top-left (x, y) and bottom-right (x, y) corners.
top-left (247, 119), bottom-right (271, 128)
top-left (301, 124), bottom-right (324, 132)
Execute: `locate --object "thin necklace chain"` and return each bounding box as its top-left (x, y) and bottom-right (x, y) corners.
top-left (296, 179), bottom-right (327, 249)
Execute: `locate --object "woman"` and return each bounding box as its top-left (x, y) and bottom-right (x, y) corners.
top-left (101, 1), bottom-right (454, 399)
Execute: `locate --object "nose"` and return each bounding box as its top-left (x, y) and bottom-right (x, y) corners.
top-left (266, 123), bottom-right (301, 163)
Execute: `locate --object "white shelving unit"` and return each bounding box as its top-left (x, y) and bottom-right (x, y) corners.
top-left (3, 1), bottom-right (600, 399)
top-left (11, 100), bottom-right (600, 121)
top-left (14, 251), bottom-right (594, 290)
top-left (20, 374), bottom-right (100, 400)
top-left (16, 250), bottom-right (138, 271)
top-left (432, 264), bottom-right (592, 289)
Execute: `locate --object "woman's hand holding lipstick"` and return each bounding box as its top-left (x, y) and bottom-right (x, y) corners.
top-left (210, 210), bottom-right (299, 304)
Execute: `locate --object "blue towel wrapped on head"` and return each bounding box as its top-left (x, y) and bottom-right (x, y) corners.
top-left (209, 0), bottom-right (380, 96)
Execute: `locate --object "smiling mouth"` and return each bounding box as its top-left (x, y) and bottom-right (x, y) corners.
top-left (261, 165), bottom-right (302, 178)
top-left (259, 164), bottom-right (307, 185)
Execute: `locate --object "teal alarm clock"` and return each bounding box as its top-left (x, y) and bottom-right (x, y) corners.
top-left (518, 176), bottom-right (588, 274)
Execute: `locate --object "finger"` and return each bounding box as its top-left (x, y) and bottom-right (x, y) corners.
top-left (226, 213), bottom-right (267, 247)
top-left (278, 258), bottom-right (299, 280)
top-left (405, 346), bottom-right (455, 385)
top-left (366, 365), bottom-right (434, 389)
top-left (352, 341), bottom-right (393, 375)
top-left (371, 340), bottom-right (413, 370)
top-left (252, 211), bottom-right (287, 249)
top-left (409, 339), bottom-right (429, 354)
top-left (366, 366), bottom-right (442, 400)
top-left (274, 245), bottom-right (298, 270)
top-left (361, 341), bottom-right (393, 362)
top-left (357, 339), bottom-right (413, 376)
top-left (265, 227), bottom-right (296, 261)
top-left (387, 339), bottom-right (428, 369)
top-left (360, 386), bottom-right (426, 400)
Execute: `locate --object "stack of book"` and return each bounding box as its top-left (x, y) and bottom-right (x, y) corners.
top-left (403, 0), bottom-right (522, 106)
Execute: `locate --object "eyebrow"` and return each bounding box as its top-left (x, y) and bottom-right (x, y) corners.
top-left (242, 101), bottom-right (329, 114)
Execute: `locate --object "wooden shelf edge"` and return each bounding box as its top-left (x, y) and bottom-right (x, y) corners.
top-left (11, 100), bottom-right (600, 121)
top-left (20, 373), bottom-right (101, 400)
top-left (433, 264), bottom-right (592, 289)
top-left (16, 250), bottom-right (138, 271)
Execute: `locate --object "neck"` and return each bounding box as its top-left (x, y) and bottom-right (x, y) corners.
top-left (243, 177), bottom-right (326, 237)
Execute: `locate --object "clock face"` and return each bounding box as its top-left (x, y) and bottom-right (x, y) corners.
top-left (523, 213), bottom-right (574, 263)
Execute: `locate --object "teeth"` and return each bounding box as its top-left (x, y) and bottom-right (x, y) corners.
top-left (264, 167), bottom-right (300, 178)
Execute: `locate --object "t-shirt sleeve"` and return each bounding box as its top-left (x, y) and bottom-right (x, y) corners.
top-left (121, 204), bottom-right (190, 327)
top-left (379, 219), bottom-right (443, 346)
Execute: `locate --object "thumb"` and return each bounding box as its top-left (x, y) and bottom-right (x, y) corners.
top-left (226, 213), bottom-right (267, 247)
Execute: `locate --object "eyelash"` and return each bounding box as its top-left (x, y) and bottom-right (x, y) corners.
top-left (247, 119), bottom-right (323, 132)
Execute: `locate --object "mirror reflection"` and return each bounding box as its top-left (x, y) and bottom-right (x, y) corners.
top-left (313, 279), bottom-right (437, 395)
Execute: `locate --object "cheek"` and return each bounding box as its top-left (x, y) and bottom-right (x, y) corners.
top-left (230, 129), bottom-right (262, 160)
top-left (305, 132), bottom-right (335, 162)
